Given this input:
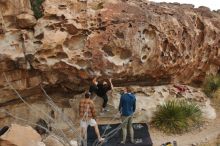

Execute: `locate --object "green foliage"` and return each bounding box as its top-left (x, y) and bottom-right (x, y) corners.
top-left (202, 74), bottom-right (220, 98)
top-left (30, 0), bottom-right (44, 19)
top-left (152, 100), bottom-right (202, 134)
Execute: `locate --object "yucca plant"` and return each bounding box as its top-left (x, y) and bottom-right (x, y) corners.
top-left (202, 74), bottom-right (220, 98)
top-left (152, 100), bottom-right (202, 134)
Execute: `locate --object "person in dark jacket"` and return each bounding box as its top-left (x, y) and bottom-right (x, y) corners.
top-left (119, 87), bottom-right (136, 144)
top-left (89, 77), bottom-right (113, 112)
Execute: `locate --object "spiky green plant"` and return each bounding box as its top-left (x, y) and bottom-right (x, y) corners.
top-left (203, 75), bottom-right (220, 98)
top-left (30, 0), bottom-right (44, 19)
top-left (152, 100), bottom-right (202, 134)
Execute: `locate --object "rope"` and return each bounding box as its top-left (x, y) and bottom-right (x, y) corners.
top-left (92, 115), bottom-right (132, 146)
top-left (3, 73), bottom-right (72, 146)
top-left (41, 85), bottom-right (76, 131)
top-left (40, 85), bottom-right (89, 145)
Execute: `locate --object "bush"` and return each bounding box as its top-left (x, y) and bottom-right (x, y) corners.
top-left (30, 0), bottom-right (44, 19)
top-left (202, 74), bottom-right (220, 98)
top-left (152, 100), bottom-right (202, 134)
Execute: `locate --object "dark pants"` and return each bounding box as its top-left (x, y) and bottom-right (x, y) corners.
top-left (101, 94), bottom-right (108, 108)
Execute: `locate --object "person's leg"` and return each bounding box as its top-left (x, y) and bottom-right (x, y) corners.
top-left (90, 119), bottom-right (104, 141)
top-left (121, 116), bottom-right (128, 144)
top-left (80, 120), bottom-right (88, 146)
top-left (80, 120), bottom-right (87, 139)
top-left (81, 127), bottom-right (87, 146)
top-left (128, 116), bottom-right (134, 143)
top-left (102, 94), bottom-right (108, 109)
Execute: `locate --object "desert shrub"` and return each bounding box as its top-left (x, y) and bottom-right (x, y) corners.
top-left (30, 0), bottom-right (44, 19)
top-left (152, 100), bottom-right (202, 134)
top-left (202, 74), bottom-right (220, 98)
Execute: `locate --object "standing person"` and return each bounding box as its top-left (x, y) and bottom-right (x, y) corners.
top-left (119, 87), bottom-right (136, 144)
top-left (79, 92), bottom-right (104, 142)
top-left (89, 77), bottom-right (113, 112)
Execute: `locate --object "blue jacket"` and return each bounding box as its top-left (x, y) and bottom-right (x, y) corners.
top-left (119, 93), bottom-right (136, 116)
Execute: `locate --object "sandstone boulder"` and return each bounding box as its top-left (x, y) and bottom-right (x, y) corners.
top-left (0, 124), bottom-right (42, 146)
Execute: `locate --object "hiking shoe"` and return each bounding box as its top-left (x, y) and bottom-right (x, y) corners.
top-left (104, 109), bottom-right (110, 112)
top-left (120, 141), bottom-right (125, 144)
top-left (133, 139), bottom-right (142, 144)
top-left (103, 108), bottom-right (110, 112)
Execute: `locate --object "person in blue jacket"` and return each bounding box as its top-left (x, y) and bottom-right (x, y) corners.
top-left (119, 87), bottom-right (136, 144)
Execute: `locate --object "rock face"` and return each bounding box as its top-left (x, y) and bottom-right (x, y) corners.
top-left (0, 0), bottom-right (219, 128)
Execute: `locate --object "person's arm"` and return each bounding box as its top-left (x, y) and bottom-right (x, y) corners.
top-left (92, 77), bottom-right (98, 85)
top-left (79, 100), bottom-right (82, 117)
top-left (91, 101), bottom-right (96, 119)
top-left (90, 77), bottom-right (98, 93)
top-left (133, 96), bottom-right (136, 113)
top-left (108, 78), bottom-right (113, 90)
top-left (119, 95), bottom-right (123, 113)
